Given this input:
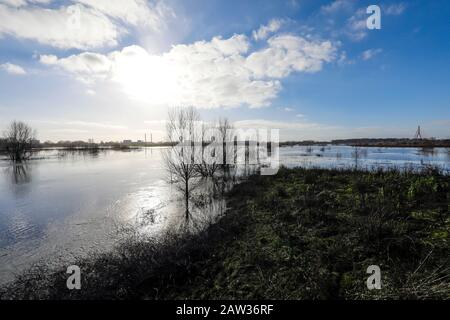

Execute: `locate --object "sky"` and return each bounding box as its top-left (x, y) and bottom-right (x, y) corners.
top-left (0, 0), bottom-right (449, 142)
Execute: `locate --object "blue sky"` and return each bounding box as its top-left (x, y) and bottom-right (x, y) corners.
top-left (0, 0), bottom-right (449, 142)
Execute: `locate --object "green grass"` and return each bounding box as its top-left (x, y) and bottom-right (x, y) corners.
top-left (150, 167), bottom-right (449, 299)
top-left (1, 167), bottom-right (449, 299)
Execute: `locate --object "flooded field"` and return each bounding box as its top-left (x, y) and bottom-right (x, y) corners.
top-left (0, 145), bottom-right (448, 283)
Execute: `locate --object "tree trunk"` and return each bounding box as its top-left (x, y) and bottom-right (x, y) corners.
top-left (185, 178), bottom-right (189, 221)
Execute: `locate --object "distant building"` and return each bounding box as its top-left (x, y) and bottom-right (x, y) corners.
top-left (123, 140), bottom-right (132, 144)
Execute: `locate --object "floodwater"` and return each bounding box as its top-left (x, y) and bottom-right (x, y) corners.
top-left (280, 145), bottom-right (450, 172)
top-left (0, 145), bottom-right (448, 284)
top-left (0, 148), bottom-right (182, 284)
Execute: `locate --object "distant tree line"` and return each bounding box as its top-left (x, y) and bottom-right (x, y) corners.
top-left (331, 138), bottom-right (450, 148)
top-left (281, 138), bottom-right (450, 148)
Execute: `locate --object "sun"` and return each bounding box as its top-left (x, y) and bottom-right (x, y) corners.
top-left (111, 46), bottom-right (180, 106)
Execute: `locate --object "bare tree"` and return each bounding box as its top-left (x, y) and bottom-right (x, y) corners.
top-left (217, 117), bottom-right (234, 170)
top-left (164, 107), bottom-right (201, 221)
top-left (3, 121), bottom-right (36, 163)
top-left (352, 146), bottom-right (367, 170)
top-left (196, 121), bottom-right (221, 178)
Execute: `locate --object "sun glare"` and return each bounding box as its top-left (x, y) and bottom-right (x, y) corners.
top-left (112, 47), bottom-right (180, 105)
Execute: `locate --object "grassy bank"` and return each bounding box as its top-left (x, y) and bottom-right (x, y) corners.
top-left (1, 167), bottom-right (449, 299)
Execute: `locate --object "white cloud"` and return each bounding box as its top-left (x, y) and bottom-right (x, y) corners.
top-left (361, 48), bottom-right (382, 60)
top-left (0, 62), bottom-right (26, 75)
top-left (40, 33), bottom-right (337, 109)
top-left (284, 107), bottom-right (294, 112)
top-left (335, 3), bottom-right (404, 42)
top-left (0, 0), bottom-right (52, 7)
top-left (252, 19), bottom-right (283, 41)
top-left (318, 2), bottom-right (381, 42)
top-left (29, 119), bottom-right (135, 141)
top-left (47, 129), bottom-right (89, 134)
top-left (235, 119), bottom-right (320, 130)
top-left (384, 3), bottom-right (406, 16)
top-left (65, 120), bottom-right (127, 130)
top-left (346, 8), bottom-right (368, 41)
top-left (76, 0), bottom-right (173, 31)
top-left (320, 0), bottom-right (353, 15)
top-left (143, 120), bottom-right (167, 125)
top-left (40, 52), bottom-right (112, 82)
top-left (34, 119), bottom-right (127, 130)
top-left (0, 3), bottom-right (119, 49)
top-left (0, 0), bottom-right (27, 7)
top-left (0, 1), bottom-right (171, 49)
top-left (246, 35), bottom-right (336, 78)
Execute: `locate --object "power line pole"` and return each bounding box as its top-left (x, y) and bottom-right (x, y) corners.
top-left (414, 126), bottom-right (423, 140)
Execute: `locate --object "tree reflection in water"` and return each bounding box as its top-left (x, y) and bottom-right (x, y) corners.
top-left (418, 147), bottom-right (437, 156)
top-left (9, 164), bottom-right (32, 185)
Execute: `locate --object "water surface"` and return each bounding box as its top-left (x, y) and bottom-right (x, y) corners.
top-left (280, 145), bottom-right (450, 172)
top-left (0, 148), bottom-right (179, 283)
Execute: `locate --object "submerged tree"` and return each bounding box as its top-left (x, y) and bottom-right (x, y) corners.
top-left (196, 121), bottom-right (221, 178)
top-left (352, 146), bottom-right (368, 170)
top-left (3, 121), bottom-right (36, 163)
top-left (164, 107), bottom-right (201, 221)
top-left (218, 117), bottom-right (234, 170)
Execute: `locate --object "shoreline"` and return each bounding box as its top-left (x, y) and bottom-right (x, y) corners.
top-left (1, 140), bottom-right (449, 154)
top-left (281, 142), bottom-right (450, 148)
